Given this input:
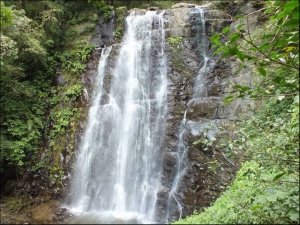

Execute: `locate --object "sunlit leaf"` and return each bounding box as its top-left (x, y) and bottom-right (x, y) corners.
top-left (210, 33), bottom-right (220, 43)
top-left (282, 46), bottom-right (297, 52)
top-left (236, 64), bottom-right (246, 73)
top-left (273, 172), bottom-right (285, 181)
top-left (236, 23), bottom-right (245, 30)
top-left (257, 68), bottom-right (266, 76)
top-left (223, 95), bottom-right (235, 105)
top-left (262, 34), bottom-right (275, 39)
top-left (234, 85), bottom-right (243, 89)
top-left (237, 52), bottom-right (245, 62)
top-left (251, 205), bottom-right (263, 210)
top-left (284, 1), bottom-right (299, 11)
top-left (235, 14), bottom-right (244, 19)
top-left (230, 33), bottom-right (240, 43)
top-left (222, 26), bottom-right (230, 33)
top-left (289, 211), bottom-right (299, 221)
top-left (264, 8), bottom-right (274, 14)
top-left (27, 119), bottom-right (34, 131)
top-left (294, 95), bottom-right (299, 103)
top-left (258, 43), bottom-right (269, 50)
top-left (213, 46), bottom-right (224, 55)
top-left (266, 194), bottom-right (277, 202)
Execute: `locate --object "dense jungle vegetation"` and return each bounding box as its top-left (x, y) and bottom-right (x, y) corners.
top-left (0, 0), bottom-right (102, 189)
top-left (0, 0), bottom-right (299, 224)
top-left (174, 0), bottom-right (299, 223)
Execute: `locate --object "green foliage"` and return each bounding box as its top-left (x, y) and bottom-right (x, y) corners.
top-left (235, 97), bottom-right (299, 172)
top-left (108, 0), bottom-right (187, 9)
top-left (114, 27), bottom-right (123, 41)
top-left (167, 36), bottom-right (183, 52)
top-left (31, 161), bottom-right (45, 172)
top-left (100, 5), bottom-right (114, 21)
top-left (114, 6), bottom-right (126, 42)
top-left (150, 1), bottom-right (175, 9)
top-left (67, 12), bottom-right (97, 26)
top-left (0, 2), bottom-right (13, 28)
top-left (211, 0), bottom-right (299, 105)
top-left (115, 6), bottom-right (126, 16)
top-left (55, 44), bottom-right (95, 75)
top-left (65, 28), bottom-right (78, 39)
top-left (0, 0), bottom-right (96, 175)
top-left (49, 166), bottom-right (64, 182)
top-left (6, 195), bottom-right (31, 212)
top-left (64, 84), bottom-right (83, 101)
top-left (80, 25), bottom-right (95, 34)
top-left (51, 109), bottom-right (73, 137)
top-left (193, 132), bottom-right (216, 151)
top-left (0, 34), bottom-right (18, 61)
top-left (174, 161), bottom-right (299, 224)
top-left (167, 36), bottom-right (189, 75)
top-left (0, 2), bottom-right (54, 170)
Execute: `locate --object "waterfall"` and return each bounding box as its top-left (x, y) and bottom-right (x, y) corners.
top-left (192, 6), bottom-right (210, 98)
top-left (165, 5), bottom-right (210, 222)
top-left (67, 10), bottom-right (167, 224)
top-left (165, 109), bottom-right (188, 221)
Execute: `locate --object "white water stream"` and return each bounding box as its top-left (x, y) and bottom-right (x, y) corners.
top-left (165, 6), bottom-right (210, 221)
top-left (67, 10), bottom-right (167, 224)
top-left (193, 6), bottom-right (210, 98)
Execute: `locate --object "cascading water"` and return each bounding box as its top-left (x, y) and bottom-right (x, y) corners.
top-left (165, 110), bottom-right (188, 222)
top-left (165, 5), bottom-right (210, 222)
top-left (192, 6), bottom-right (210, 98)
top-left (67, 10), bottom-right (167, 224)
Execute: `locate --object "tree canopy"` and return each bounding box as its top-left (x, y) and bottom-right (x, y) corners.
top-left (0, 0), bottom-right (94, 176)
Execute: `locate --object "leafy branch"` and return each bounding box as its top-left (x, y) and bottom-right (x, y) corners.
top-left (211, 0), bottom-right (299, 105)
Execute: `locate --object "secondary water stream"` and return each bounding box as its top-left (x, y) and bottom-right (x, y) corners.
top-left (165, 5), bottom-right (210, 222)
top-left (193, 5), bottom-right (210, 98)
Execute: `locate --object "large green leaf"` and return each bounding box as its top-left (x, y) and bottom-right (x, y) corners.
top-left (210, 33), bottom-right (220, 44)
top-left (284, 1), bottom-right (299, 11)
top-left (222, 26), bottom-right (230, 33)
top-left (257, 68), bottom-right (266, 76)
top-left (230, 33), bottom-right (240, 43)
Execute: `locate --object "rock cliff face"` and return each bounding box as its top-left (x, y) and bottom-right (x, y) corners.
top-left (152, 2), bottom-right (260, 221)
top-left (12, 1), bottom-right (264, 223)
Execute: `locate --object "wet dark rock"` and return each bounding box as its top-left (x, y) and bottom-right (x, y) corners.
top-left (90, 13), bottom-right (115, 47)
top-left (53, 74), bottom-right (66, 86)
top-left (149, 7), bottom-right (159, 11)
top-left (163, 152), bottom-right (177, 172)
top-left (100, 93), bottom-right (110, 105)
top-left (55, 207), bottom-right (67, 215)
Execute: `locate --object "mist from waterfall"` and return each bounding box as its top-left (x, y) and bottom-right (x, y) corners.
top-left (67, 10), bottom-right (167, 224)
